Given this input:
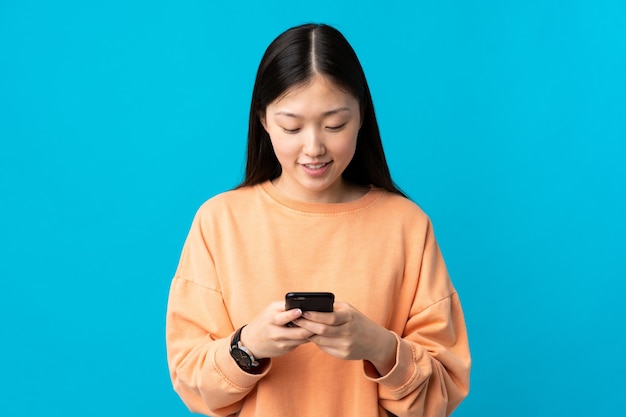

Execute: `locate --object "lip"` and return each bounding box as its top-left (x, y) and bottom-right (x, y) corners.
top-left (300, 161), bottom-right (332, 176)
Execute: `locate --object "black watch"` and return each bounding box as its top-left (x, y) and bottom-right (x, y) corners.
top-left (230, 325), bottom-right (261, 372)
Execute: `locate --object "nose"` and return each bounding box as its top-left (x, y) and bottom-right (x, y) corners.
top-left (302, 128), bottom-right (326, 157)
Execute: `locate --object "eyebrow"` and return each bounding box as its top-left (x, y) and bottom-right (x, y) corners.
top-left (274, 107), bottom-right (351, 118)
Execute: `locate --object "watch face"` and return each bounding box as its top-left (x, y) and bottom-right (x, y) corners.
top-left (231, 348), bottom-right (252, 368)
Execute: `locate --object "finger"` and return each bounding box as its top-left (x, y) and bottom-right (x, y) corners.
top-left (301, 310), bottom-right (347, 326)
top-left (278, 308), bottom-right (303, 326)
top-left (292, 318), bottom-right (336, 338)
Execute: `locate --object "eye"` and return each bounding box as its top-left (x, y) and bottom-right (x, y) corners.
top-left (326, 123), bottom-right (347, 131)
top-left (281, 127), bottom-right (301, 134)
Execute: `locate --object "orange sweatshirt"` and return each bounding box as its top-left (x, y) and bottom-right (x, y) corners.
top-left (166, 181), bottom-right (470, 417)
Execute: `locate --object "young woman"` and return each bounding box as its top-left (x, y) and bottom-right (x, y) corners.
top-left (166, 23), bottom-right (470, 417)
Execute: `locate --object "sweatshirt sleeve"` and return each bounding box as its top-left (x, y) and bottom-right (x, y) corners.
top-left (165, 211), bottom-right (270, 417)
top-left (364, 219), bottom-right (471, 417)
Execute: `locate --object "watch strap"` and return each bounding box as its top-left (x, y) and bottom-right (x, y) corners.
top-left (230, 325), bottom-right (260, 369)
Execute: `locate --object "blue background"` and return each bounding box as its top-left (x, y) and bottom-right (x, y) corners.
top-left (1, 1), bottom-right (625, 416)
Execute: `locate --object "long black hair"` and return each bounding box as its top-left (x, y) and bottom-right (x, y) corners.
top-left (238, 23), bottom-right (405, 198)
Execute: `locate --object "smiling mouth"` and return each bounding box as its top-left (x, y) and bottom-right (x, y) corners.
top-left (302, 162), bottom-right (330, 169)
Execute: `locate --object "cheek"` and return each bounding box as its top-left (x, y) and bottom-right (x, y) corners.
top-left (268, 135), bottom-right (298, 160)
top-left (334, 131), bottom-right (359, 157)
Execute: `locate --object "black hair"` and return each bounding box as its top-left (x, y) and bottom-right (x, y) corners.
top-left (238, 23), bottom-right (406, 198)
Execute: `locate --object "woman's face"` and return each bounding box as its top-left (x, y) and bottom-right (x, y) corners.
top-left (261, 75), bottom-right (361, 203)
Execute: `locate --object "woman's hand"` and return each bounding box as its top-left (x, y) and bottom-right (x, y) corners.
top-left (239, 301), bottom-right (315, 360)
top-left (292, 302), bottom-right (398, 376)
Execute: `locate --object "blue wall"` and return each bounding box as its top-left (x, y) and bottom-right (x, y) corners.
top-left (1, 1), bottom-right (624, 415)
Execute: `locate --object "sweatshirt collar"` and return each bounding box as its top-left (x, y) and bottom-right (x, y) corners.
top-left (259, 180), bottom-right (383, 215)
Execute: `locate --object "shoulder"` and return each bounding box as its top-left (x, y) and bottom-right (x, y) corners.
top-left (367, 190), bottom-right (439, 243)
top-left (374, 190), bottom-right (430, 223)
top-left (194, 185), bottom-right (261, 220)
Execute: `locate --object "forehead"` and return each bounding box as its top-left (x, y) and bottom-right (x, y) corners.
top-left (270, 75), bottom-right (358, 114)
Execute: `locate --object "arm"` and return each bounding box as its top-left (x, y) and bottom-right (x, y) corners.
top-left (164, 207), bottom-right (264, 417)
top-left (295, 295), bottom-right (470, 417)
top-left (370, 220), bottom-right (471, 417)
top-left (166, 277), bottom-right (266, 417)
top-left (367, 293), bottom-right (470, 417)
top-left (165, 211), bottom-right (313, 416)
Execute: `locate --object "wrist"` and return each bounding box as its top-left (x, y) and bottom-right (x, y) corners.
top-left (369, 330), bottom-right (397, 376)
top-left (230, 325), bottom-right (265, 373)
top-left (238, 325), bottom-right (259, 359)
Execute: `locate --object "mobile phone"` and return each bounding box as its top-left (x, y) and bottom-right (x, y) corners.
top-left (285, 292), bottom-right (335, 312)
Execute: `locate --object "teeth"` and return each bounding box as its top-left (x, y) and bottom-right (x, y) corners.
top-left (305, 163), bottom-right (326, 169)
